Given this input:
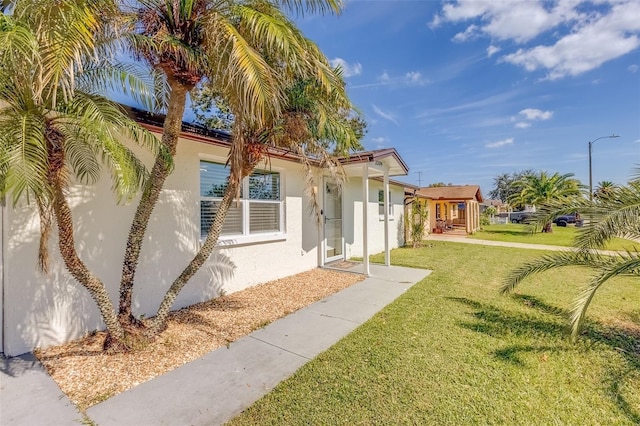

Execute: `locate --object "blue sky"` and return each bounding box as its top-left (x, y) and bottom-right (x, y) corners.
top-left (290, 0), bottom-right (640, 195)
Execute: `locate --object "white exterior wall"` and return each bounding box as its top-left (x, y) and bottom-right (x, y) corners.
top-left (342, 178), bottom-right (405, 259)
top-left (1, 136), bottom-right (319, 356)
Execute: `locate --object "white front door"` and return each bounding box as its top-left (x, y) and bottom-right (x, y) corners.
top-left (323, 180), bottom-right (344, 263)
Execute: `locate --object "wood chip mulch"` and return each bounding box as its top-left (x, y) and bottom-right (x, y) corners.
top-left (34, 268), bottom-right (364, 410)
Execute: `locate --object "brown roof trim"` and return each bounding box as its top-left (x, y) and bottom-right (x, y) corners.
top-left (126, 106), bottom-right (410, 172)
top-left (337, 148), bottom-right (409, 175)
top-left (139, 122), bottom-right (317, 166)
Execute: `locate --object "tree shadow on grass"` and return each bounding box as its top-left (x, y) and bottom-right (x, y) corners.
top-left (447, 295), bottom-right (640, 424)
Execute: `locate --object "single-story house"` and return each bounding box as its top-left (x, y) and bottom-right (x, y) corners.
top-left (416, 185), bottom-right (483, 234)
top-left (0, 112), bottom-right (409, 356)
top-left (481, 198), bottom-right (508, 214)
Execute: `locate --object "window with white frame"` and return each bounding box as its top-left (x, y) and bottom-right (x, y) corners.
top-left (200, 161), bottom-right (283, 239)
top-left (378, 190), bottom-right (394, 220)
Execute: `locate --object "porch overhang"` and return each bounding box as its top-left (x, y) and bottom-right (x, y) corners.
top-left (339, 148), bottom-right (409, 178)
top-left (340, 148), bottom-right (409, 276)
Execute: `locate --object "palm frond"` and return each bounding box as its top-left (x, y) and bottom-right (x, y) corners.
top-left (501, 250), bottom-right (599, 295)
top-left (275, 0), bottom-right (342, 16)
top-left (0, 107), bottom-right (50, 205)
top-left (569, 251), bottom-right (640, 339)
top-left (208, 13), bottom-right (281, 127)
top-left (76, 61), bottom-right (156, 111)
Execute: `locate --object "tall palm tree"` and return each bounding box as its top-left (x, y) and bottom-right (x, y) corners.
top-left (144, 68), bottom-right (364, 335)
top-left (0, 0), bottom-right (164, 349)
top-left (116, 0), bottom-right (350, 339)
top-left (508, 171), bottom-right (583, 232)
top-left (501, 169), bottom-right (640, 339)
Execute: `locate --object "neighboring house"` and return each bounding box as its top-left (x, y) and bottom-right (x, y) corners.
top-left (0, 112), bottom-right (409, 356)
top-left (417, 185), bottom-right (483, 234)
top-left (481, 198), bottom-right (508, 214)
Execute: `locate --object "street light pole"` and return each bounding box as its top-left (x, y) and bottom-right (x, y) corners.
top-left (588, 134), bottom-right (620, 202)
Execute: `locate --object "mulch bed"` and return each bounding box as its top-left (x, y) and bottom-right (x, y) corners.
top-left (34, 268), bottom-right (364, 410)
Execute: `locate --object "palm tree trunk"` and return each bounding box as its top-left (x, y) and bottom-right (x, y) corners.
top-left (118, 78), bottom-right (189, 327)
top-left (45, 123), bottom-right (125, 350)
top-left (145, 178), bottom-right (239, 337)
top-left (51, 176), bottom-right (125, 350)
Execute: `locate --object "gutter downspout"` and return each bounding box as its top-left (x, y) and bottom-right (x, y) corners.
top-left (362, 164), bottom-right (370, 276)
top-left (383, 166), bottom-right (390, 266)
top-left (1, 195), bottom-right (5, 353)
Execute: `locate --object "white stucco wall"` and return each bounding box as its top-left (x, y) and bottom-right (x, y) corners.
top-left (1, 136), bottom-right (320, 356)
top-left (342, 178), bottom-right (405, 259)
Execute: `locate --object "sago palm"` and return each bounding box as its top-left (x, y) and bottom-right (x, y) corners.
top-left (501, 169), bottom-right (640, 339)
top-left (0, 0), bottom-right (164, 349)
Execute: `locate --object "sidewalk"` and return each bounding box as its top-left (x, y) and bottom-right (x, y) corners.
top-left (0, 353), bottom-right (83, 425)
top-left (425, 234), bottom-right (623, 256)
top-left (1, 264), bottom-right (431, 426)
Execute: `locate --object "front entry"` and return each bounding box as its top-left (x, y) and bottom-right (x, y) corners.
top-left (323, 181), bottom-right (344, 263)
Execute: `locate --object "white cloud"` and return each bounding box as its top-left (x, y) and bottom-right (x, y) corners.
top-left (375, 70), bottom-right (428, 86)
top-left (515, 122), bottom-right (531, 129)
top-left (519, 108), bottom-right (553, 121)
top-left (453, 24), bottom-right (480, 42)
top-left (433, 0), bottom-right (640, 79)
top-left (404, 71), bottom-right (427, 85)
top-left (372, 105), bottom-right (399, 126)
top-left (436, 1), bottom-right (576, 43)
top-left (487, 45), bottom-right (501, 57)
top-left (629, 64), bottom-right (639, 74)
top-left (329, 58), bottom-right (362, 77)
top-left (485, 137), bottom-right (514, 149)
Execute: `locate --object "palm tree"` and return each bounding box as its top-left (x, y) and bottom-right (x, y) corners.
top-left (0, 0), bottom-right (164, 350)
top-left (116, 0), bottom-right (353, 340)
top-left (594, 180), bottom-right (618, 200)
top-left (501, 169), bottom-right (640, 339)
top-left (144, 49), bottom-right (364, 338)
top-left (508, 171), bottom-right (583, 232)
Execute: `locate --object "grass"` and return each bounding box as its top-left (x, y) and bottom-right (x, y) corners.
top-left (229, 241), bottom-right (640, 425)
top-left (470, 223), bottom-right (638, 251)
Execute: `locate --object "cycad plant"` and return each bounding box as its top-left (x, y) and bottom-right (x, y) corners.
top-left (0, 0), bottom-right (165, 349)
top-left (501, 169), bottom-right (640, 339)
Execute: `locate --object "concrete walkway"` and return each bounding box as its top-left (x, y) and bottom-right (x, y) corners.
top-left (425, 234), bottom-right (624, 256)
top-left (1, 264), bottom-right (430, 426)
top-left (426, 234), bottom-right (575, 251)
top-left (0, 353), bottom-right (83, 425)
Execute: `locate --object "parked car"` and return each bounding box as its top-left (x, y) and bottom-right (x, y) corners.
top-left (510, 211), bottom-right (535, 224)
top-left (553, 213), bottom-right (581, 227)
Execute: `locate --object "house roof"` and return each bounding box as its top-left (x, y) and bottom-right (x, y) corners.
top-left (125, 106), bottom-right (410, 177)
top-left (337, 148), bottom-right (409, 178)
top-left (482, 198), bottom-right (505, 207)
top-left (416, 185), bottom-right (484, 202)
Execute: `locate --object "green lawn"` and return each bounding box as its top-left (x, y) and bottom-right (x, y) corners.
top-left (229, 242), bottom-right (640, 425)
top-left (470, 223), bottom-right (638, 251)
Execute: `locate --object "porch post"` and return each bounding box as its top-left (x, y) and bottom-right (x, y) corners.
top-left (362, 163), bottom-right (370, 276)
top-left (317, 175), bottom-right (323, 267)
top-left (383, 166), bottom-right (390, 266)
top-left (466, 201), bottom-right (471, 234)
